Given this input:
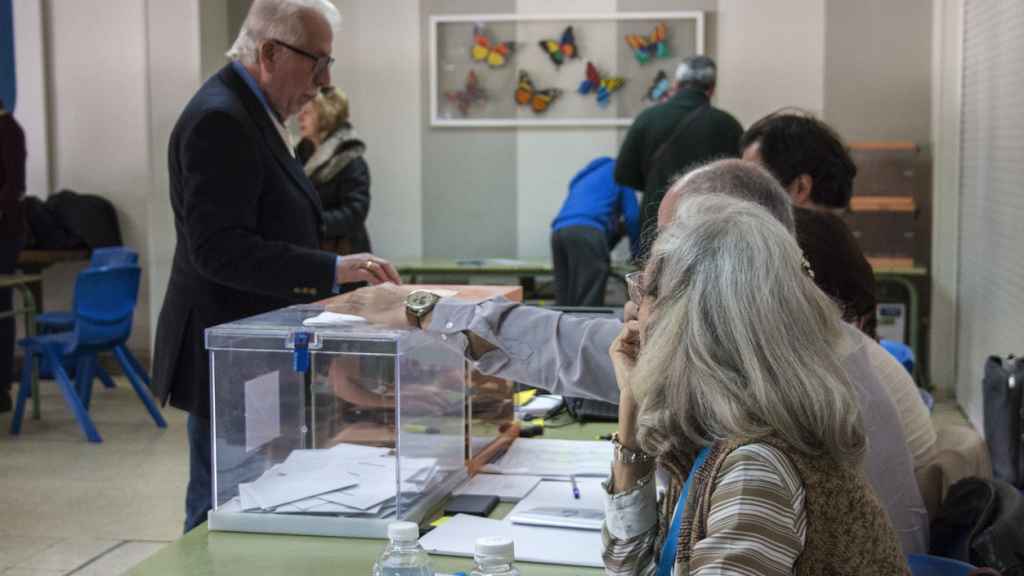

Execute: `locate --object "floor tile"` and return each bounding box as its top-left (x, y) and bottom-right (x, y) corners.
top-left (15, 538), bottom-right (120, 571)
top-left (0, 537), bottom-right (61, 570)
top-left (1, 568), bottom-right (68, 576)
top-left (69, 542), bottom-right (166, 576)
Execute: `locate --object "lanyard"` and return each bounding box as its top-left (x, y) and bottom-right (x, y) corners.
top-left (656, 446), bottom-right (710, 576)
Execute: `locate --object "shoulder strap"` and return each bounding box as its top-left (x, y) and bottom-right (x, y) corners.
top-left (646, 104), bottom-right (709, 179)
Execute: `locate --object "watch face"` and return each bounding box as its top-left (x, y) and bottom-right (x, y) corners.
top-left (408, 290), bottom-right (438, 311)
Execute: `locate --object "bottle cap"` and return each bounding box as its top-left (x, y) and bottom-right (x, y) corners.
top-left (475, 536), bottom-right (514, 558)
top-left (387, 521), bottom-right (419, 542)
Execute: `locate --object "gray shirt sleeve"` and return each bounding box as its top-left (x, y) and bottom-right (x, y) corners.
top-left (426, 297), bottom-right (622, 404)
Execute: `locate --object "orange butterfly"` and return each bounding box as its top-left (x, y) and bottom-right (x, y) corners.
top-left (471, 25), bottom-right (514, 68)
top-left (514, 71), bottom-right (561, 113)
top-left (625, 22), bottom-right (669, 64)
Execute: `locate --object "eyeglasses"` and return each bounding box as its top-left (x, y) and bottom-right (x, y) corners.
top-left (625, 271), bottom-right (645, 305)
top-left (273, 40), bottom-right (334, 77)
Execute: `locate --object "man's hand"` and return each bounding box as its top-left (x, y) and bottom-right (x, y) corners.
top-left (327, 283), bottom-right (414, 327)
top-left (335, 253), bottom-right (402, 286)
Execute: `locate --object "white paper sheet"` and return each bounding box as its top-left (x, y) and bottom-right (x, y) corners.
top-left (419, 514), bottom-right (603, 568)
top-left (452, 474), bottom-right (542, 502)
top-left (481, 438), bottom-right (613, 478)
top-left (302, 311), bottom-right (368, 326)
top-left (244, 371), bottom-right (280, 453)
top-left (504, 478), bottom-right (606, 530)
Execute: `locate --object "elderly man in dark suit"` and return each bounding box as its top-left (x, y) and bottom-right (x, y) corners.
top-left (153, 0), bottom-right (400, 532)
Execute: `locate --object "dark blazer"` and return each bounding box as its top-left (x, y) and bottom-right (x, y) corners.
top-left (614, 88), bottom-right (743, 249)
top-left (152, 64), bottom-right (337, 419)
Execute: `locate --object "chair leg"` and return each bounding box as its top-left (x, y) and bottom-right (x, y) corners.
top-left (114, 345), bottom-right (166, 428)
top-left (121, 348), bottom-right (150, 387)
top-left (46, 348), bottom-right (101, 443)
top-left (76, 356), bottom-right (95, 411)
top-left (10, 351), bottom-right (33, 435)
top-left (96, 364), bottom-right (116, 389)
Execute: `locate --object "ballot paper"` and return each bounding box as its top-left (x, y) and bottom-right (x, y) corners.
top-left (452, 474), bottom-right (541, 503)
top-left (481, 438), bottom-right (613, 478)
top-left (231, 443), bottom-right (443, 517)
top-left (302, 311), bottom-right (368, 326)
top-left (419, 514), bottom-right (603, 568)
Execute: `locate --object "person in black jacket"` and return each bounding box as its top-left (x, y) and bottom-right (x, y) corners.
top-left (296, 86), bottom-right (371, 255)
top-left (0, 97), bottom-right (26, 413)
top-left (152, 0), bottom-right (400, 532)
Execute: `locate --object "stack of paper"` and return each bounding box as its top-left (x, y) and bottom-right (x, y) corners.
top-left (221, 443), bottom-right (449, 519)
top-left (452, 474), bottom-right (542, 503)
top-left (482, 438), bottom-right (613, 478)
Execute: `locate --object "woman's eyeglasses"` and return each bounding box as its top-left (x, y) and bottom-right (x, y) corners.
top-left (625, 271), bottom-right (645, 305)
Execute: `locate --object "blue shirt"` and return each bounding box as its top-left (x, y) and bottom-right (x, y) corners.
top-left (232, 61), bottom-right (342, 292)
top-left (552, 157), bottom-right (641, 258)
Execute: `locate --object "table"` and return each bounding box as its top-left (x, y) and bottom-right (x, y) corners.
top-left (16, 249), bottom-right (90, 311)
top-left (0, 274), bottom-right (41, 419)
top-left (128, 420), bottom-right (618, 576)
top-left (396, 259), bottom-right (634, 300)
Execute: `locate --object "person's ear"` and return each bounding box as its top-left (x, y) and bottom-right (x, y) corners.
top-left (259, 41), bottom-right (277, 72)
top-left (788, 174), bottom-right (814, 207)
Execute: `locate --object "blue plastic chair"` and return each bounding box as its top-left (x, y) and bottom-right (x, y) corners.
top-left (36, 247), bottom-right (144, 388)
top-left (908, 554), bottom-right (977, 576)
top-left (10, 265), bottom-right (166, 442)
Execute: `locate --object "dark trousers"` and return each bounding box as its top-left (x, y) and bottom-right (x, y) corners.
top-left (551, 226), bottom-right (609, 307)
top-left (0, 237), bottom-right (23, 395)
top-left (184, 413), bottom-right (212, 533)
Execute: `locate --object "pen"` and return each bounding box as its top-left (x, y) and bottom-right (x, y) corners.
top-left (570, 474), bottom-right (580, 499)
top-left (596, 433), bottom-right (613, 441)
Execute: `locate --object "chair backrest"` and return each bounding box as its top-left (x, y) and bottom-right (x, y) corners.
top-left (907, 554), bottom-right (976, 576)
top-left (71, 265), bottom-right (141, 349)
top-left (90, 246), bottom-right (138, 267)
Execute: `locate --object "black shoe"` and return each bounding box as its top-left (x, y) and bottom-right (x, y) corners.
top-left (0, 389), bottom-right (11, 413)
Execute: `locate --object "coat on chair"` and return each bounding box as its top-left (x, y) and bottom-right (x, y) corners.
top-left (152, 63), bottom-right (337, 420)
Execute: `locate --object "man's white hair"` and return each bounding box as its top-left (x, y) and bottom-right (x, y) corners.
top-left (227, 0), bottom-right (341, 66)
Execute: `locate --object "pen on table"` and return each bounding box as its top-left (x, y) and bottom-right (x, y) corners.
top-left (596, 433), bottom-right (612, 441)
top-left (570, 474), bottom-right (580, 500)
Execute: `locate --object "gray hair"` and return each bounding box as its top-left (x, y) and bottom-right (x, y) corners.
top-left (633, 194), bottom-right (866, 466)
top-left (674, 55), bottom-right (717, 91)
top-left (672, 159), bottom-right (795, 232)
top-left (227, 0), bottom-right (341, 66)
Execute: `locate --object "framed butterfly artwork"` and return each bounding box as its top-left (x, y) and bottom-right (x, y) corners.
top-left (430, 12), bottom-right (704, 127)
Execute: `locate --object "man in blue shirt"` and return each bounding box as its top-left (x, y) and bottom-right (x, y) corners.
top-left (551, 157), bottom-right (639, 306)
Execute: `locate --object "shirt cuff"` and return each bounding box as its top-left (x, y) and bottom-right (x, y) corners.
top-left (603, 468), bottom-right (659, 540)
top-left (425, 298), bottom-right (472, 357)
top-left (331, 255), bottom-right (342, 294)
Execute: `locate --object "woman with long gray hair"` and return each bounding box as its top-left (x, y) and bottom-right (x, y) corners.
top-left (603, 194), bottom-right (908, 575)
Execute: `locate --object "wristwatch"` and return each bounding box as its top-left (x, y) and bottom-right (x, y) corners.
top-left (404, 290), bottom-right (441, 328)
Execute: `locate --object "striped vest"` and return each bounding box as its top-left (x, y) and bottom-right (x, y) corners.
top-left (658, 436), bottom-right (910, 576)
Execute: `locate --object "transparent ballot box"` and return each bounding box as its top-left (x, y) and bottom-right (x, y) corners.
top-left (205, 305), bottom-right (467, 538)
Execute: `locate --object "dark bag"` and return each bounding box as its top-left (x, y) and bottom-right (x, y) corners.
top-left (983, 355), bottom-right (1024, 487)
top-left (643, 103), bottom-right (709, 182)
top-left (23, 196), bottom-right (85, 250)
top-left (930, 477), bottom-right (1024, 575)
top-left (46, 189), bottom-right (122, 248)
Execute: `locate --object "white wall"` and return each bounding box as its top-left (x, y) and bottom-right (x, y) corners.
top-left (145, 0), bottom-right (202, 351)
top-left (47, 0), bottom-right (152, 352)
top-left (331, 0), bottom-right (423, 261)
top-left (716, 0), bottom-right (826, 126)
top-left (12, 0), bottom-right (49, 199)
top-left (930, 0), bottom-right (963, 399)
top-left (515, 0), bottom-right (620, 260)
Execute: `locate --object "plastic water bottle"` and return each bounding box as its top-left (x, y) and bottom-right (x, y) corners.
top-left (372, 521), bottom-right (434, 576)
top-left (470, 536), bottom-right (519, 576)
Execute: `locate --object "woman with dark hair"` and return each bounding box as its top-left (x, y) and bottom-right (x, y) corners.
top-left (0, 97), bottom-right (26, 412)
top-left (296, 86), bottom-right (371, 255)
